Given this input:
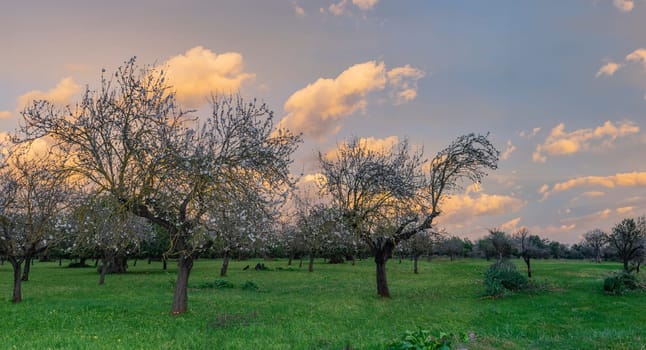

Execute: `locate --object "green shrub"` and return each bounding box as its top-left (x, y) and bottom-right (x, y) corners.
top-left (388, 329), bottom-right (469, 350)
top-left (213, 279), bottom-right (235, 289)
top-left (603, 272), bottom-right (639, 295)
top-left (483, 260), bottom-right (528, 297)
top-left (242, 280), bottom-right (259, 291)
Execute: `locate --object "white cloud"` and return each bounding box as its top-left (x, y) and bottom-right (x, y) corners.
top-left (17, 77), bottom-right (80, 109)
top-left (278, 61), bottom-right (423, 139)
top-left (532, 120), bottom-right (639, 162)
top-left (519, 127), bottom-right (541, 138)
top-left (595, 62), bottom-right (622, 77)
top-left (387, 65), bottom-right (425, 105)
top-left (613, 0), bottom-right (635, 12)
top-left (162, 46), bottom-right (255, 108)
top-left (500, 140), bottom-right (516, 160)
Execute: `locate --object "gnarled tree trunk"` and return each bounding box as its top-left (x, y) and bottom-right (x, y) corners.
top-left (308, 254), bottom-right (315, 272)
top-left (8, 257), bottom-right (23, 303)
top-left (374, 237), bottom-right (395, 298)
top-left (171, 255), bottom-right (193, 315)
top-left (413, 253), bottom-right (420, 274)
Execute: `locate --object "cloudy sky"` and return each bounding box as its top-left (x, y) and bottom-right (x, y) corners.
top-left (2, 0), bottom-right (645, 243)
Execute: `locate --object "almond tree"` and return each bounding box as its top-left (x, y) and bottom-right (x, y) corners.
top-left (319, 134), bottom-right (498, 297)
top-left (607, 217), bottom-right (645, 272)
top-left (512, 228), bottom-right (549, 278)
top-left (68, 195), bottom-right (151, 284)
top-left (0, 146), bottom-right (70, 303)
top-left (18, 58), bottom-right (300, 314)
top-left (582, 229), bottom-right (607, 263)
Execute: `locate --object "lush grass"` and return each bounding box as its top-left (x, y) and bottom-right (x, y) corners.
top-left (0, 258), bottom-right (644, 349)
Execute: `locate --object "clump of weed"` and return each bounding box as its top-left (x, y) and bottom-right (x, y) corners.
top-left (483, 260), bottom-right (528, 297)
top-left (242, 280), bottom-right (259, 291)
top-left (603, 271), bottom-right (642, 295)
top-left (191, 279), bottom-right (235, 289)
top-left (208, 311), bottom-right (258, 329)
top-left (388, 328), bottom-right (472, 350)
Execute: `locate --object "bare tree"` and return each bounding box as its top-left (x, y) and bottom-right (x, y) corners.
top-left (18, 58), bottom-right (300, 314)
top-left (0, 147), bottom-right (70, 303)
top-left (607, 218), bottom-right (645, 272)
top-left (487, 229), bottom-right (512, 262)
top-left (512, 228), bottom-right (549, 278)
top-left (320, 134), bottom-right (498, 297)
top-left (583, 229), bottom-right (607, 263)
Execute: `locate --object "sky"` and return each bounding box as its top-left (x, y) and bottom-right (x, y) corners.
top-left (1, 0), bottom-right (645, 244)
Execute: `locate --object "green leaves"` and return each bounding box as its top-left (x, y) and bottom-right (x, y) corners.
top-left (388, 328), bottom-right (467, 350)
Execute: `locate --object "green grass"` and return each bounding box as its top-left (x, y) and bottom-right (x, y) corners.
top-left (0, 258), bottom-right (644, 349)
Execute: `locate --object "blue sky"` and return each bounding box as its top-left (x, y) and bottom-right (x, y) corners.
top-left (2, 0), bottom-right (645, 243)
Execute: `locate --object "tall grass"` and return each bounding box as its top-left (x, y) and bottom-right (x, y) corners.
top-left (0, 258), bottom-right (643, 349)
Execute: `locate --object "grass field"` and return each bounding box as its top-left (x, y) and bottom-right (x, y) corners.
top-left (0, 257), bottom-right (644, 349)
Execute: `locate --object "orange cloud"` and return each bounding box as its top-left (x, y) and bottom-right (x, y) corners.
top-left (0, 111), bottom-right (11, 119)
top-left (548, 172), bottom-right (646, 195)
top-left (278, 61), bottom-right (423, 139)
top-left (626, 48), bottom-right (646, 69)
top-left (500, 217), bottom-right (522, 232)
top-left (438, 192), bottom-right (525, 225)
top-left (616, 206), bottom-right (634, 214)
top-left (17, 77), bottom-right (80, 109)
top-left (595, 62), bottom-right (622, 77)
top-left (613, 0), bottom-right (634, 12)
top-left (533, 120), bottom-right (639, 162)
top-left (582, 191), bottom-right (605, 198)
top-left (328, 0), bottom-right (378, 16)
top-left (163, 46), bottom-right (255, 108)
top-left (280, 60), bottom-right (386, 138)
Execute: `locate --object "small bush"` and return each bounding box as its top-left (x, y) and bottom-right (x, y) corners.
top-left (484, 260), bottom-right (528, 297)
top-left (603, 272), bottom-right (640, 295)
top-left (242, 280), bottom-right (259, 291)
top-left (213, 279), bottom-right (235, 289)
top-left (388, 329), bottom-right (470, 350)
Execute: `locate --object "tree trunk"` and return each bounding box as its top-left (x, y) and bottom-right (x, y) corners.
top-left (133, 259), bottom-right (137, 267)
top-left (162, 258), bottom-right (168, 271)
top-left (287, 254), bottom-right (293, 266)
top-left (21, 253), bottom-right (33, 281)
top-left (413, 254), bottom-right (419, 274)
top-left (220, 251), bottom-right (229, 277)
top-left (9, 258), bottom-right (23, 303)
top-left (524, 256), bottom-right (532, 278)
top-left (171, 255), bottom-right (193, 315)
top-left (623, 259), bottom-right (630, 272)
top-left (99, 257), bottom-right (109, 285)
top-left (299, 258), bottom-right (303, 268)
top-left (351, 255), bottom-right (356, 266)
top-left (308, 255), bottom-right (314, 272)
top-left (58, 257), bottom-right (62, 266)
top-left (374, 237), bottom-right (394, 298)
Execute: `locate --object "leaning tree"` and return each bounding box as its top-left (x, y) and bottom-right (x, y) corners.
top-left (319, 134), bottom-right (498, 297)
top-left (18, 58), bottom-right (300, 314)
